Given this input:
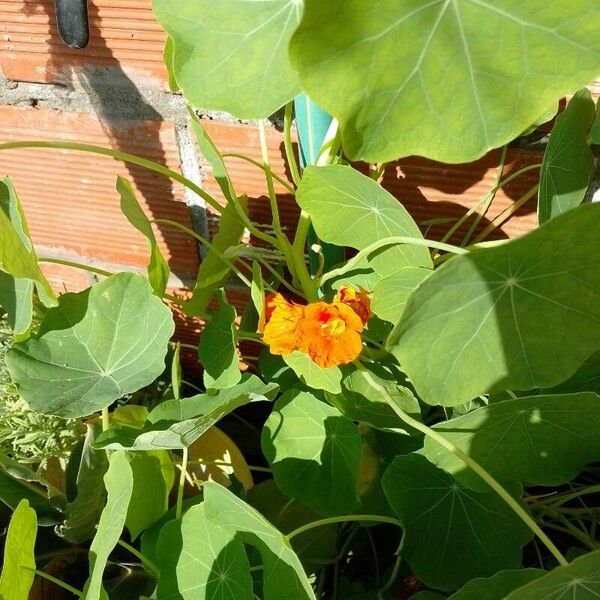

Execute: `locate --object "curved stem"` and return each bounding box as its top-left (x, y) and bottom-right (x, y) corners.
top-left (116, 538), bottom-right (160, 575)
top-left (286, 514), bottom-right (402, 542)
top-left (101, 408), bottom-right (110, 432)
top-left (320, 236), bottom-right (466, 286)
top-left (176, 446), bottom-right (188, 520)
top-left (38, 256), bottom-right (113, 279)
top-left (221, 153), bottom-right (295, 193)
top-left (153, 219), bottom-right (251, 288)
top-left (32, 570), bottom-right (82, 597)
top-left (355, 364), bottom-right (568, 567)
top-left (284, 102), bottom-right (302, 187)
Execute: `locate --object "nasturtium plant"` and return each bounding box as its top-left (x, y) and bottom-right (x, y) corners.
top-left (1, 1), bottom-right (600, 598)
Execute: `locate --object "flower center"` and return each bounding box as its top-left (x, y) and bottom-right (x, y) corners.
top-left (323, 317), bottom-right (346, 337)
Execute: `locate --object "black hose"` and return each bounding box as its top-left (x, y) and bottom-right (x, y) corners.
top-left (54, 0), bottom-right (89, 49)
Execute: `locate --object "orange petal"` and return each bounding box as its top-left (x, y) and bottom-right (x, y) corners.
top-left (262, 298), bottom-right (304, 355)
top-left (334, 285), bottom-right (372, 325)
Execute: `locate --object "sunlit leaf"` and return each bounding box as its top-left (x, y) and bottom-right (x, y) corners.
top-left (283, 351), bottom-right (343, 394)
top-left (538, 89), bottom-right (595, 224)
top-left (81, 451), bottom-right (133, 600)
top-left (297, 165), bottom-right (432, 277)
top-left (382, 454), bottom-right (532, 591)
top-left (262, 389), bottom-right (362, 516)
top-left (118, 176), bottom-right (169, 297)
top-left (390, 204), bottom-right (600, 406)
top-left (198, 290), bottom-right (241, 389)
top-left (6, 273), bottom-right (174, 418)
top-left (0, 499), bottom-right (37, 600)
top-left (290, 0), bottom-right (600, 163)
top-left (372, 267), bottom-right (430, 324)
top-left (504, 550), bottom-right (600, 599)
top-left (204, 481), bottom-right (316, 600)
top-left (156, 504), bottom-right (253, 600)
top-left (152, 0), bottom-right (302, 118)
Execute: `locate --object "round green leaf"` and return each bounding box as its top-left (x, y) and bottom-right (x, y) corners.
top-left (6, 273), bottom-right (174, 418)
top-left (504, 550), bottom-right (600, 599)
top-left (372, 267), bottom-right (430, 324)
top-left (297, 165), bottom-right (432, 277)
top-left (423, 393), bottom-right (600, 490)
top-left (152, 0), bottom-right (302, 118)
top-left (382, 454), bottom-right (532, 591)
top-left (390, 204), bottom-right (600, 406)
top-left (262, 389), bottom-right (362, 516)
top-left (156, 504), bottom-right (253, 600)
top-left (448, 569), bottom-right (544, 600)
top-left (290, 0), bottom-right (600, 163)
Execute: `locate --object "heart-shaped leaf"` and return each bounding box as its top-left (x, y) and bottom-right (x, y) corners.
top-left (152, 0), bottom-right (302, 118)
top-left (538, 89), bottom-right (596, 224)
top-left (6, 273), bottom-right (174, 418)
top-left (290, 0), bottom-right (600, 163)
top-left (262, 389), bottom-right (362, 516)
top-left (422, 393), bottom-right (600, 490)
top-left (382, 454), bottom-right (532, 591)
top-left (390, 204), bottom-right (600, 406)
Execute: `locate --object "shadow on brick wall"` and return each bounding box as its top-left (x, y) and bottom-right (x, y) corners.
top-left (21, 0), bottom-right (197, 281)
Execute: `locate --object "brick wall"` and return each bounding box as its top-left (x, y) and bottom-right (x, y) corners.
top-left (1, 1), bottom-right (598, 366)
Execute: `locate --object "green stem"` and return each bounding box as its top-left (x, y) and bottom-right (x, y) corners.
top-left (116, 538), bottom-right (160, 575)
top-left (221, 153), bottom-right (295, 193)
top-left (286, 514), bottom-right (402, 542)
top-left (32, 569), bottom-right (82, 597)
top-left (549, 484), bottom-right (600, 507)
top-left (184, 459), bottom-right (272, 473)
top-left (38, 256), bottom-right (113, 279)
top-left (283, 102), bottom-right (302, 187)
top-left (176, 446), bottom-right (188, 520)
top-left (153, 218), bottom-right (252, 288)
top-left (356, 364), bottom-right (569, 567)
top-left (472, 185), bottom-right (538, 244)
top-left (320, 236), bottom-right (466, 286)
top-left (101, 408), bottom-right (110, 432)
top-left (540, 520), bottom-right (598, 552)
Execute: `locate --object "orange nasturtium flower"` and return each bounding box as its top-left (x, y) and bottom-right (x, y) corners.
top-left (261, 286), bottom-right (370, 368)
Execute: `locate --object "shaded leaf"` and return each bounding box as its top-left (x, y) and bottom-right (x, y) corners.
top-left (262, 389), bottom-right (362, 516)
top-left (152, 0), bottom-right (301, 118)
top-left (156, 504), bottom-right (253, 600)
top-left (290, 0), bottom-right (600, 163)
top-left (544, 349), bottom-right (600, 394)
top-left (448, 568), bottom-right (544, 600)
top-left (390, 204), bottom-right (600, 406)
top-left (95, 375), bottom-right (278, 450)
top-left (82, 451), bottom-right (134, 600)
top-left (382, 454), bottom-right (532, 591)
top-left (204, 481), bottom-right (316, 600)
top-left (118, 176), bottom-right (169, 297)
top-left (198, 290), bottom-right (240, 389)
top-left (0, 272), bottom-right (33, 340)
top-left (423, 393), bottom-right (600, 490)
top-left (538, 89), bottom-right (595, 224)
top-left (504, 550), bottom-right (600, 599)
top-left (0, 500), bottom-right (37, 600)
top-left (6, 273), bottom-right (174, 418)
top-left (297, 165), bottom-right (432, 277)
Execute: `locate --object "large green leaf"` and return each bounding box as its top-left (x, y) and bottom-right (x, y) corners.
top-left (423, 393), bottom-right (600, 490)
top-left (6, 273), bottom-right (174, 418)
top-left (290, 0), bottom-right (600, 163)
top-left (262, 389), bottom-right (362, 516)
top-left (203, 481), bottom-right (316, 600)
top-left (0, 471), bottom-right (61, 525)
top-left (152, 0), bottom-right (302, 118)
top-left (156, 504), bottom-right (253, 600)
top-left (382, 454), bottom-right (532, 591)
top-left (82, 451), bottom-right (133, 600)
top-left (390, 204), bottom-right (600, 406)
top-left (296, 165), bottom-right (432, 277)
top-left (504, 550), bottom-right (600, 599)
top-left (448, 569), bottom-right (544, 600)
top-left (0, 499), bottom-right (37, 600)
top-left (544, 350), bottom-right (600, 394)
top-left (118, 176), bottom-right (169, 298)
top-left (538, 89), bottom-right (596, 224)
top-left (95, 375), bottom-right (278, 450)
top-left (198, 290), bottom-right (241, 389)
